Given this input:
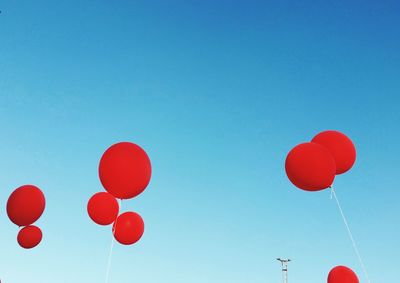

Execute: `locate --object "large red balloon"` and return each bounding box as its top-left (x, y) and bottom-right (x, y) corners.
top-left (285, 142), bottom-right (336, 191)
top-left (113, 212), bottom-right (144, 245)
top-left (312, 130), bottom-right (356, 174)
top-left (7, 185), bottom-right (46, 226)
top-left (17, 225), bottom-right (43, 249)
top-left (87, 192), bottom-right (119, 225)
top-left (328, 266), bottom-right (359, 283)
top-left (99, 142), bottom-right (152, 199)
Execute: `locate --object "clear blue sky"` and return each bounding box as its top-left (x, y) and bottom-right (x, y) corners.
top-left (0, 1), bottom-right (399, 282)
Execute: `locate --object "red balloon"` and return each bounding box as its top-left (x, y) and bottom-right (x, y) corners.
top-left (285, 142), bottom-right (336, 191)
top-left (7, 185), bottom-right (46, 226)
top-left (312, 130), bottom-right (356, 174)
top-left (87, 192), bottom-right (119, 225)
top-left (17, 225), bottom-right (43, 249)
top-left (113, 212), bottom-right (144, 245)
top-left (99, 142), bottom-right (152, 199)
top-left (328, 266), bottom-right (359, 283)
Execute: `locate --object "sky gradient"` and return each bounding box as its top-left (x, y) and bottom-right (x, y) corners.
top-left (1, 1), bottom-right (399, 282)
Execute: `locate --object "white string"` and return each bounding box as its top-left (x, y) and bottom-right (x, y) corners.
top-left (330, 187), bottom-right (371, 283)
top-left (105, 199), bottom-right (122, 283)
top-left (104, 230), bottom-right (115, 283)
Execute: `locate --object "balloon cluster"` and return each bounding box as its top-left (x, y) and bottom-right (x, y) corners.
top-left (6, 185), bottom-right (46, 249)
top-left (328, 265), bottom-right (359, 283)
top-left (285, 130), bottom-right (356, 191)
top-left (87, 142), bottom-right (151, 245)
top-left (286, 131), bottom-right (360, 282)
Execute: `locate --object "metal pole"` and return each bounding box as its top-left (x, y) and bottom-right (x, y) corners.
top-left (276, 258), bottom-right (291, 283)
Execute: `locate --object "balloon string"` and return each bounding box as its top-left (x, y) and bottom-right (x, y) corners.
top-left (330, 187), bottom-right (371, 283)
top-left (105, 199), bottom-right (122, 283)
top-left (104, 230), bottom-right (115, 283)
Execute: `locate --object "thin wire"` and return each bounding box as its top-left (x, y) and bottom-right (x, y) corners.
top-left (330, 187), bottom-right (371, 283)
top-left (105, 199), bottom-right (122, 283)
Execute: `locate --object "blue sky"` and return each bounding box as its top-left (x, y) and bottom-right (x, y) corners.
top-left (0, 1), bottom-right (399, 282)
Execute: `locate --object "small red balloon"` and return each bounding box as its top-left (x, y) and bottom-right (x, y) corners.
top-left (312, 130), bottom-right (356, 174)
top-left (285, 142), bottom-right (336, 191)
top-left (17, 225), bottom-right (43, 249)
top-left (328, 266), bottom-right (359, 283)
top-left (87, 192), bottom-right (119, 225)
top-left (99, 142), bottom-right (152, 200)
top-left (113, 212), bottom-right (144, 245)
top-left (7, 185), bottom-right (46, 226)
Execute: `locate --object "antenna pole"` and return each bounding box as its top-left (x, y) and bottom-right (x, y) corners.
top-left (276, 258), bottom-right (291, 283)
